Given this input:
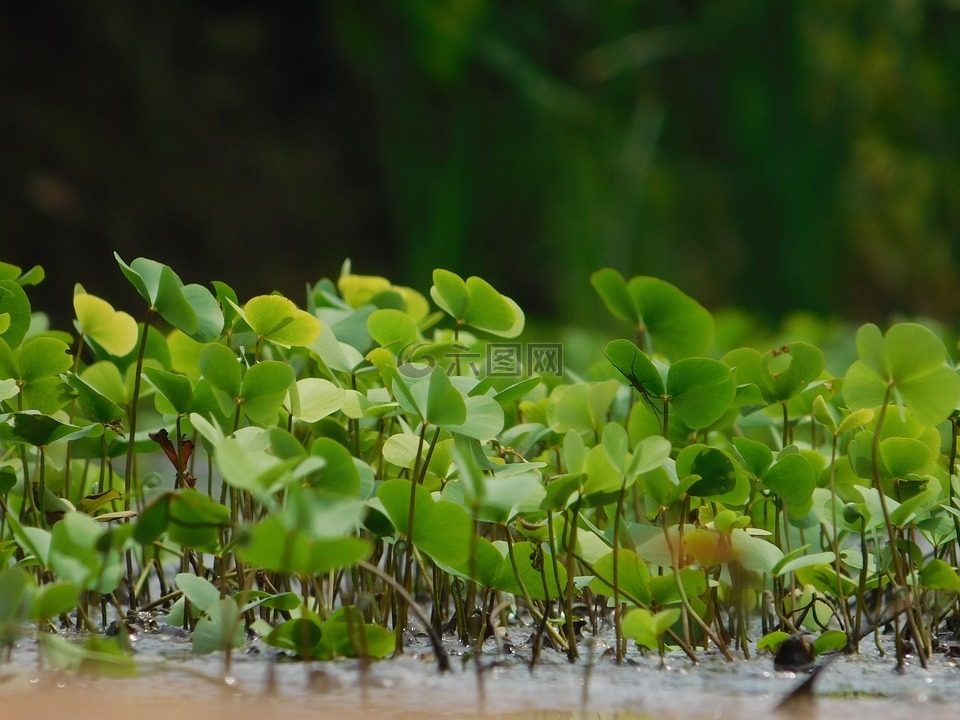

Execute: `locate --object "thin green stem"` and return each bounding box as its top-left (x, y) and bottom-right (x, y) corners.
top-left (124, 313), bottom-right (152, 511)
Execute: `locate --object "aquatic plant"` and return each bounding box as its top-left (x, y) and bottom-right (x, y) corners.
top-left (1, 256), bottom-right (959, 675)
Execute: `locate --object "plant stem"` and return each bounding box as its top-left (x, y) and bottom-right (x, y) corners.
top-left (563, 495), bottom-right (583, 662)
top-left (827, 431), bottom-right (855, 648)
top-left (357, 560), bottom-right (449, 672)
top-left (612, 479), bottom-right (628, 664)
top-left (124, 312), bottom-right (152, 512)
top-left (870, 390), bottom-right (928, 668)
top-left (660, 517), bottom-right (733, 661)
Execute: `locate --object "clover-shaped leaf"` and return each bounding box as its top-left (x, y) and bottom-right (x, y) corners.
top-left (722, 342), bottom-right (824, 404)
top-left (367, 309), bottom-right (419, 353)
top-left (0, 280), bottom-right (32, 349)
top-left (0, 337), bottom-right (73, 413)
top-left (74, 288), bottom-right (138, 357)
top-left (592, 269), bottom-right (713, 359)
top-left (843, 323), bottom-right (960, 426)
top-left (430, 269), bottom-right (524, 338)
top-left (604, 341), bottom-right (735, 430)
top-left (114, 254), bottom-right (223, 342)
top-left (228, 294), bottom-right (320, 348)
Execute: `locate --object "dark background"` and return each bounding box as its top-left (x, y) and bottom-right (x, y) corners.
top-left (4, 1), bottom-right (960, 329)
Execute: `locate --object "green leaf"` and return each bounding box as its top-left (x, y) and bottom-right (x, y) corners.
top-left (463, 276), bottom-right (524, 337)
top-left (376, 478), bottom-right (472, 567)
top-left (732, 437), bottom-right (773, 477)
top-left (491, 376), bottom-right (541, 405)
top-left (237, 515), bottom-right (370, 575)
top-left (382, 433), bottom-right (422, 469)
top-left (547, 380), bottom-right (620, 434)
top-left (430, 270), bottom-right (524, 337)
top-left (446, 468), bottom-right (545, 524)
top-left (214, 432), bottom-right (293, 497)
top-left (288, 378), bottom-right (345, 423)
top-left (764, 343), bottom-right (825, 401)
top-left (241, 591), bottom-right (300, 614)
top-left (198, 343), bottom-right (242, 394)
top-left (368, 309), bottom-right (419, 352)
top-left (175, 573), bottom-right (221, 613)
top-left (62, 373), bottom-right (124, 425)
top-left (647, 569), bottom-right (707, 606)
top-left (308, 438), bottom-right (361, 496)
top-left (81, 361), bottom-right (128, 406)
top-left (115, 253), bottom-right (160, 305)
top-left (773, 551), bottom-right (837, 578)
top-left (180, 284), bottom-right (225, 343)
top-left (837, 408), bottom-right (875, 436)
top-left (604, 339), bottom-right (664, 397)
top-left (338, 271), bottom-right (391, 308)
top-left (626, 435), bottom-right (672, 477)
top-left (236, 294), bottom-right (320, 347)
top-left (32, 581), bottom-right (79, 622)
top-left (267, 617), bottom-right (323, 658)
top-left (156, 265), bottom-right (200, 335)
top-left (317, 607), bottom-right (394, 659)
top-left (762, 452), bottom-right (816, 507)
top-left (919, 558), bottom-right (960, 592)
top-left (879, 437), bottom-right (936, 479)
top-left (812, 629), bottom-right (848, 655)
top-left (49, 513), bottom-right (121, 594)
top-left (20, 336), bottom-right (72, 381)
top-left (731, 528), bottom-right (783, 574)
top-left (622, 607), bottom-right (679, 650)
top-left (6, 512), bottom-right (51, 567)
top-left (115, 255), bottom-right (223, 341)
top-left (583, 443), bottom-right (623, 496)
top-left (757, 631), bottom-right (791, 653)
top-left (74, 291), bottom-right (138, 357)
top-left (75, 489), bottom-right (123, 515)
top-left (812, 395), bottom-right (837, 432)
top-left (6, 413), bottom-right (96, 447)
top-left (0, 280), bottom-right (31, 348)
top-left (675, 445), bottom-right (737, 498)
top-left (240, 361), bottom-right (295, 424)
top-left (723, 343), bottom-right (824, 404)
top-left (436, 535), bottom-right (504, 588)
top-left (430, 269), bottom-right (469, 319)
top-left (666, 357), bottom-right (736, 430)
top-left (494, 540), bottom-right (566, 602)
top-left (562, 429), bottom-right (586, 474)
top-left (626, 276), bottom-right (714, 359)
top-left (844, 323), bottom-right (960, 426)
top-left (142, 367), bottom-right (194, 415)
top-left (134, 490), bottom-right (230, 552)
top-left (590, 268), bottom-right (636, 323)
top-left (0, 567), bottom-right (33, 643)
top-left (192, 597), bottom-right (244, 654)
top-left (588, 549), bottom-right (651, 604)
top-left (286, 488), bottom-right (366, 540)
top-left (410, 366), bottom-right (467, 427)
top-left (445, 392), bottom-right (504, 440)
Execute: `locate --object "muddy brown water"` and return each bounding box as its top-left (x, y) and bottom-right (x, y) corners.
top-left (2, 630), bottom-right (958, 720)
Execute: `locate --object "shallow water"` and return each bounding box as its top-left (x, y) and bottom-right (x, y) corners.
top-left (2, 629), bottom-right (959, 720)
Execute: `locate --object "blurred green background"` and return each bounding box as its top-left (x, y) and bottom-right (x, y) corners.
top-left (4, 1), bottom-right (960, 328)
